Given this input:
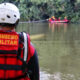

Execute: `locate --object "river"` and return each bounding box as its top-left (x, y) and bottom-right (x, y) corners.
top-left (16, 22), bottom-right (80, 80)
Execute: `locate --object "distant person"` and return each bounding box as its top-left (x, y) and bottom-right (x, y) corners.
top-left (49, 18), bottom-right (53, 22)
top-left (58, 17), bottom-right (61, 21)
top-left (64, 16), bottom-right (69, 22)
top-left (51, 16), bottom-right (55, 21)
top-left (0, 3), bottom-right (39, 80)
top-left (51, 16), bottom-right (58, 21)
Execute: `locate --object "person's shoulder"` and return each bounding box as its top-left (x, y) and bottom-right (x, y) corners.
top-left (27, 33), bottom-right (30, 40)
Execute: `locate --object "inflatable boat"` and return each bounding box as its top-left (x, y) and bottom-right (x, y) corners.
top-left (50, 20), bottom-right (69, 23)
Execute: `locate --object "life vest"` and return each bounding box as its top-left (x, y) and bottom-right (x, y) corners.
top-left (0, 30), bottom-right (31, 80)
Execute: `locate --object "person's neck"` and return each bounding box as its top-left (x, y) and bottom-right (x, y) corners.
top-left (0, 26), bottom-right (15, 31)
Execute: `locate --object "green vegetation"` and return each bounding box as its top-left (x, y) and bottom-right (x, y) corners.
top-left (0, 0), bottom-right (80, 22)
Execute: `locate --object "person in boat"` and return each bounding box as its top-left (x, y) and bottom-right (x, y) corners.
top-left (49, 18), bottom-right (53, 22)
top-left (48, 16), bottom-right (55, 22)
top-left (0, 3), bottom-right (39, 80)
top-left (51, 16), bottom-right (55, 21)
top-left (50, 16), bottom-right (57, 21)
top-left (63, 16), bottom-right (69, 22)
top-left (58, 17), bottom-right (61, 21)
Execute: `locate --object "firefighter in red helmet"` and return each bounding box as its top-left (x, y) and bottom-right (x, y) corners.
top-left (0, 2), bottom-right (39, 80)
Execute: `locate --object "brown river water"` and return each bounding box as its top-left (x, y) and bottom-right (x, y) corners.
top-left (16, 22), bottom-right (80, 80)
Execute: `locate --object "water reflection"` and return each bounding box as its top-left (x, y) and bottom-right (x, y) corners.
top-left (49, 23), bottom-right (68, 33)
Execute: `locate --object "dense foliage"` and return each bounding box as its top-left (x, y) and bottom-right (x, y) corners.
top-left (0, 0), bottom-right (80, 22)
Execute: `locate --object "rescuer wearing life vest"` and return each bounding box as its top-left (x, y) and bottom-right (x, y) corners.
top-left (0, 3), bottom-right (39, 80)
